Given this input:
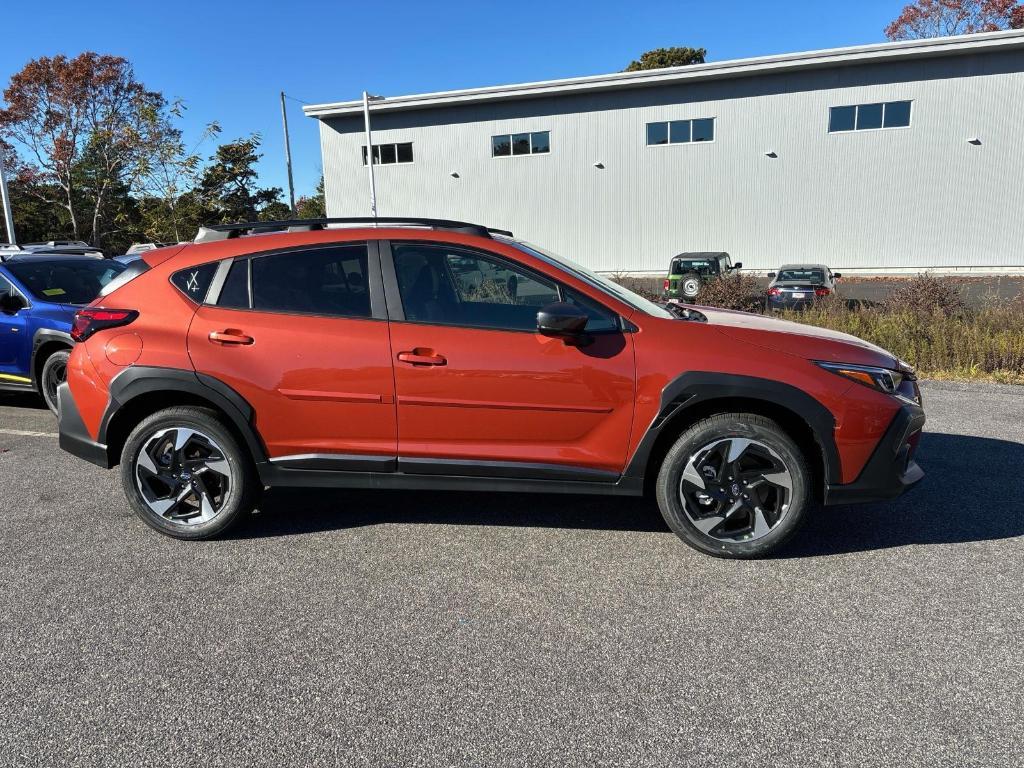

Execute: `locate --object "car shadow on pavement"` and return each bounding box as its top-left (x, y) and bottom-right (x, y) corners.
top-left (0, 392), bottom-right (47, 410)
top-left (236, 432), bottom-right (1024, 555)
top-left (778, 432), bottom-right (1024, 557)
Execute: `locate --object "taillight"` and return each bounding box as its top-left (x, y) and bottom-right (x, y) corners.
top-left (767, 287), bottom-right (781, 296)
top-left (815, 287), bottom-right (831, 297)
top-left (71, 308), bottom-right (138, 342)
top-left (663, 278), bottom-right (670, 291)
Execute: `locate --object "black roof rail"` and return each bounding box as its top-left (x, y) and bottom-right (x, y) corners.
top-left (194, 217), bottom-right (514, 243)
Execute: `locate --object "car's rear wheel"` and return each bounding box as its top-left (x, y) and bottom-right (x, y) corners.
top-left (120, 406), bottom-right (258, 539)
top-left (655, 413), bottom-right (811, 558)
top-left (680, 272), bottom-right (701, 299)
top-left (40, 349), bottom-right (71, 415)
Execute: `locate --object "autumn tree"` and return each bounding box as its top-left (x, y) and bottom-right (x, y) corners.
top-left (885, 0), bottom-right (1024, 40)
top-left (0, 53), bottom-right (178, 247)
top-left (296, 175), bottom-right (326, 219)
top-left (624, 47), bottom-right (707, 71)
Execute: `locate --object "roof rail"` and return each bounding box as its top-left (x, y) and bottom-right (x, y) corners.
top-left (194, 217), bottom-right (513, 243)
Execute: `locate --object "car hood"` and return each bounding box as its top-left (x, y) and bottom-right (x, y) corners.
top-left (694, 305), bottom-right (899, 368)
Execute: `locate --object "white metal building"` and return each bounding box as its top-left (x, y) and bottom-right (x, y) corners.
top-left (305, 31), bottom-right (1024, 275)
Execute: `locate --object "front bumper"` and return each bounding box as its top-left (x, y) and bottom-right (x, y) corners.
top-left (57, 383), bottom-right (113, 468)
top-left (824, 402), bottom-right (925, 505)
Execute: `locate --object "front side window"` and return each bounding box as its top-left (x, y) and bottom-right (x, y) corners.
top-left (249, 245), bottom-right (372, 318)
top-left (647, 118), bottom-right (715, 146)
top-left (393, 244), bottom-right (559, 331)
top-left (361, 142), bottom-right (414, 165)
top-left (7, 260), bottom-right (125, 304)
top-left (492, 131), bottom-right (550, 158)
top-left (829, 101), bottom-right (912, 132)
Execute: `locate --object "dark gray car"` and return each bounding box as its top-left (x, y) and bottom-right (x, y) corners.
top-left (766, 264), bottom-right (841, 310)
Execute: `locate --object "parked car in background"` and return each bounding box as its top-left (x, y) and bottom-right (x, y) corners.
top-left (115, 242), bottom-right (178, 265)
top-left (26, 240), bottom-right (92, 249)
top-left (58, 217), bottom-right (923, 559)
top-left (0, 257), bottom-right (125, 413)
top-left (663, 252), bottom-right (741, 300)
top-left (766, 264), bottom-right (841, 310)
top-left (1, 245), bottom-right (106, 261)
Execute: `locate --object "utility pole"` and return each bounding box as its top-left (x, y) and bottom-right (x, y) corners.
top-left (0, 153), bottom-right (15, 245)
top-left (280, 91), bottom-right (296, 215)
top-left (362, 91), bottom-right (382, 218)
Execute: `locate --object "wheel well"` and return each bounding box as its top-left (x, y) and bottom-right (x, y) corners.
top-left (32, 340), bottom-right (72, 389)
top-left (642, 396), bottom-right (828, 501)
top-left (104, 390), bottom-right (253, 467)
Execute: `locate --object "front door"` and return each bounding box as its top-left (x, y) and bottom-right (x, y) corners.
top-left (187, 242), bottom-right (397, 466)
top-left (384, 241), bottom-right (635, 478)
top-left (0, 275), bottom-right (30, 382)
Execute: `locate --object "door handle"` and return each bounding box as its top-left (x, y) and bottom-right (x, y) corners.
top-left (209, 329), bottom-right (254, 345)
top-left (397, 349), bottom-right (446, 366)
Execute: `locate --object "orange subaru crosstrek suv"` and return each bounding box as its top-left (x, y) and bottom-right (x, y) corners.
top-left (57, 218), bottom-right (924, 558)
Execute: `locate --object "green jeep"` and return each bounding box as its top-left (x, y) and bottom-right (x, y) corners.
top-left (663, 252), bottom-right (741, 300)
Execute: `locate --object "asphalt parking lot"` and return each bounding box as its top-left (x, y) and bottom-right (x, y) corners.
top-left (1, 382), bottom-right (1022, 767)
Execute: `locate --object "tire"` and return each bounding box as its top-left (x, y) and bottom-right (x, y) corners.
top-left (680, 272), bottom-right (701, 299)
top-left (120, 406), bottom-right (258, 540)
top-left (655, 413), bottom-right (811, 559)
top-left (40, 348), bottom-right (71, 415)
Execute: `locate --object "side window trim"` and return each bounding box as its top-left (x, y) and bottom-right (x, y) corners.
top-left (379, 239), bottom-right (622, 334)
top-left (207, 241), bottom-right (387, 321)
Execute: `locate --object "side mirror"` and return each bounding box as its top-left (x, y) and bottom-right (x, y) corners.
top-left (0, 292), bottom-right (26, 315)
top-left (537, 302), bottom-right (588, 339)
top-left (833, 273), bottom-right (842, 280)
top-left (766, 272), bottom-right (777, 279)
top-left (731, 262), bottom-right (743, 270)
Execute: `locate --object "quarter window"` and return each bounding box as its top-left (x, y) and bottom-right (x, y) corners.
top-left (492, 131), bottom-right (550, 158)
top-left (829, 101), bottom-right (912, 132)
top-left (249, 245), bottom-right (372, 318)
top-left (393, 244), bottom-right (559, 331)
top-left (646, 118), bottom-right (715, 145)
top-left (171, 263), bottom-right (218, 303)
top-left (361, 142), bottom-right (413, 165)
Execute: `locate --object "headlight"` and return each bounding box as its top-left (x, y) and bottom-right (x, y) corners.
top-left (816, 361), bottom-right (920, 404)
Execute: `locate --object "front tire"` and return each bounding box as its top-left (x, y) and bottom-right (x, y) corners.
top-left (40, 349), bottom-right (71, 415)
top-left (120, 406), bottom-right (258, 540)
top-left (655, 413), bottom-right (811, 558)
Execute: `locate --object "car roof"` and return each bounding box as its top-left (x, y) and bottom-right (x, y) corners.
top-left (776, 263), bottom-right (831, 271)
top-left (674, 252), bottom-right (728, 259)
top-left (3, 256), bottom-right (122, 267)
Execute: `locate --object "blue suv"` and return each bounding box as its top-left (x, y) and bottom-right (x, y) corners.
top-left (0, 256), bottom-right (125, 413)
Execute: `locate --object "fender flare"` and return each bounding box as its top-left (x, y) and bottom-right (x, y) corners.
top-left (623, 371), bottom-right (841, 485)
top-left (30, 328), bottom-right (74, 389)
top-left (99, 366), bottom-right (269, 464)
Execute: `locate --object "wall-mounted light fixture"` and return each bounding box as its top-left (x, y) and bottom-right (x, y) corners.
top-left (764, 151), bottom-right (778, 158)
top-left (593, 161), bottom-right (605, 169)
top-left (450, 171), bottom-right (460, 178)
top-left (967, 137), bottom-right (982, 146)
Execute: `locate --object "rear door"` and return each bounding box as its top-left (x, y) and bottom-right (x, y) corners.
top-left (383, 240), bottom-right (635, 478)
top-left (187, 241), bottom-right (397, 467)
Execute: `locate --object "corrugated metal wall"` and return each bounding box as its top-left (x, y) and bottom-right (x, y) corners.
top-left (317, 51), bottom-right (1024, 273)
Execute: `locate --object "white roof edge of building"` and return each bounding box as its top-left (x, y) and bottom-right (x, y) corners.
top-left (303, 29), bottom-right (1024, 119)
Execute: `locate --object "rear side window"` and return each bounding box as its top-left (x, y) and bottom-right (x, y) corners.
top-left (217, 259), bottom-right (250, 309)
top-left (171, 263), bottom-right (218, 303)
top-left (250, 245), bottom-right (371, 318)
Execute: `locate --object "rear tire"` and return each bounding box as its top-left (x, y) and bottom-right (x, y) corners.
top-left (655, 413), bottom-right (811, 558)
top-left (680, 272), bottom-right (701, 299)
top-left (40, 349), bottom-right (71, 415)
top-left (120, 406), bottom-right (258, 540)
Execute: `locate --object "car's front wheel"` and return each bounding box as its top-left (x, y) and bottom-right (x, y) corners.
top-left (120, 406), bottom-right (258, 539)
top-left (40, 349), bottom-right (71, 415)
top-left (655, 413), bottom-right (811, 558)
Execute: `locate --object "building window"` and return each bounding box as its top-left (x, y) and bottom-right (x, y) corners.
top-left (492, 131), bottom-right (550, 157)
top-left (361, 142), bottom-right (413, 165)
top-left (646, 118), bottom-right (715, 146)
top-left (829, 101), bottom-right (912, 133)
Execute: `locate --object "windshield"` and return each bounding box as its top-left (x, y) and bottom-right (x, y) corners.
top-left (777, 268), bottom-right (826, 284)
top-left (510, 240), bottom-right (673, 319)
top-left (7, 259), bottom-right (126, 304)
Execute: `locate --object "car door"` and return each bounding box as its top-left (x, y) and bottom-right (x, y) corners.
top-left (187, 241), bottom-right (397, 467)
top-left (0, 273), bottom-right (31, 382)
top-left (383, 241), bottom-right (636, 478)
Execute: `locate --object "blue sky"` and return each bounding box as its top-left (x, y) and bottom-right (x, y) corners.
top-left (2, 0), bottom-right (905, 199)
